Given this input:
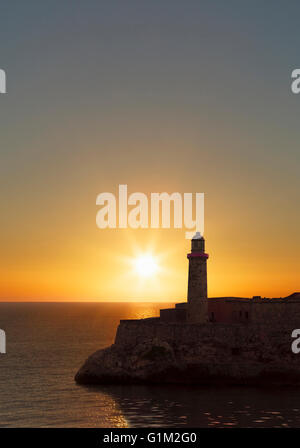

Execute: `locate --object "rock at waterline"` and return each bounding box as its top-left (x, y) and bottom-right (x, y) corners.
top-left (75, 333), bottom-right (300, 386)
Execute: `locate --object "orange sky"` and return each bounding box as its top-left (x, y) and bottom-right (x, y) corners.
top-left (1, 198), bottom-right (299, 301)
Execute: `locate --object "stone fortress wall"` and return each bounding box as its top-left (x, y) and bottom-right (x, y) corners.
top-left (114, 317), bottom-right (295, 358)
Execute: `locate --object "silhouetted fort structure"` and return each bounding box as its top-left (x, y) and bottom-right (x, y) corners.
top-left (159, 232), bottom-right (300, 325)
top-left (76, 233), bottom-right (300, 385)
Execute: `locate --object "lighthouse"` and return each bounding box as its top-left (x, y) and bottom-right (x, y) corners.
top-left (187, 232), bottom-right (209, 323)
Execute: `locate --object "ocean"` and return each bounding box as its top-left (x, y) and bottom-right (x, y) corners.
top-left (0, 302), bottom-right (299, 428)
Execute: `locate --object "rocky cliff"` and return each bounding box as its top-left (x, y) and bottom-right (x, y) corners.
top-left (75, 319), bottom-right (300, 386)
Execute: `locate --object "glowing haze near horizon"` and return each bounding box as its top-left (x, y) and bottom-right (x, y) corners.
top-left (0, 1), bottom-right (299, 301)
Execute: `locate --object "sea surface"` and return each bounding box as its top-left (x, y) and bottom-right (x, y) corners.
top-left (0, 302), bottom-right (300, 428)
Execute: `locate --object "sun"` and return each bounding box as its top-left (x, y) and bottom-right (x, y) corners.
top-left (135, 255), bottom-right (158, 278)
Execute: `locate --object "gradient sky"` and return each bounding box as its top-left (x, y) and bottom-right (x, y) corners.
top-left (0, 1), bottom-right (299, 301)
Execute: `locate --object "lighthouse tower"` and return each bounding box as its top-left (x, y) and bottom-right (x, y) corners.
top-left (187, 232), bottom-right (209, 323)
